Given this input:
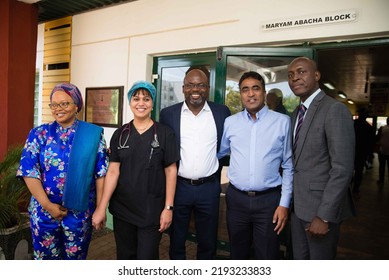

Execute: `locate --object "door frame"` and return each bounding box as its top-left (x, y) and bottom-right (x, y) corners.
top-left (152, 52), bottom-right (216, 119)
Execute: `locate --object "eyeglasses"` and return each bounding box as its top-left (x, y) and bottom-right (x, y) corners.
top-left (49, 102), bottom-right (75, 110)
top-left (183, 83), bottom-right (209, 90)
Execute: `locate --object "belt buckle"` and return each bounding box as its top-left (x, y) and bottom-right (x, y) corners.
top-left (247, 191), bottom-right (256, 197)
top-left (190, 179), bottom-right (200, 185)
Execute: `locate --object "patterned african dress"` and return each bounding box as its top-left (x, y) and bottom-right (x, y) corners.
top-left (17, 119), bottom-right (108, 260)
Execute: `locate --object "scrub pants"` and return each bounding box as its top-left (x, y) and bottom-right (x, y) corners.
top-left (113, 216), bottom-right (161, 260)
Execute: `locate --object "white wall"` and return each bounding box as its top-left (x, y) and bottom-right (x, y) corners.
top-left (71, 38), bottom-right (130, 139)
top-left (37, 0), bottom-right (389, 139)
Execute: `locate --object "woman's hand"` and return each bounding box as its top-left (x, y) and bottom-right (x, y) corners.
top-left (92, 206), bottom-right (106, 230)
top-left (46, 203), bottom-right (68, 221)
top-left (159, 209), bottom-right (173, 232)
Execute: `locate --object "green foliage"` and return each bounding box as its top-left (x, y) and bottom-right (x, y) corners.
top-left (0, 145), bottom-right (30, 230)
top-left (225, 86), bottom-right (243, 115)
top-left (283, 95), bottom-right (300, 114)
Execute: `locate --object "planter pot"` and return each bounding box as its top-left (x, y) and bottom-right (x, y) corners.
top-left (0, 214), bottom-right (32, 260)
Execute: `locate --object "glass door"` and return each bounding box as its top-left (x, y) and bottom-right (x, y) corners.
top-left (215, 47), bottom-right (315, 114)
top-left (152, 52), bottom-right (216, 120)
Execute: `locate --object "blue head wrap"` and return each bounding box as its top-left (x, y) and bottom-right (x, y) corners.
top-left (50, 83), bottom-right (83, 112)
top-left (127, 81), bottom-right (156, 104)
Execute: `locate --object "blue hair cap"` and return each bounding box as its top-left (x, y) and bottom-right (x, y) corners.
top-left (127, 81), bottom-right (156, 104)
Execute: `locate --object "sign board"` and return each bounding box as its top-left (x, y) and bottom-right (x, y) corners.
top-left (262, 10), bottom-right (357, 31)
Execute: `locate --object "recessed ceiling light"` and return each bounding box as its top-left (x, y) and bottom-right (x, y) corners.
top-left (324, 82), bottom-right (335, 90)
top-left (338, 92), bottom-right (347, 99)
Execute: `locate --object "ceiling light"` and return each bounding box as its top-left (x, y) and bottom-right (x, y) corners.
top-left (324, 82), bottom-right (335, 90)
top-left (17, 0), bottom-right (41, 3)
top-left (347, 99), bottom-right (354, 104)
top-left (338, 92), bottom-right (347, 99)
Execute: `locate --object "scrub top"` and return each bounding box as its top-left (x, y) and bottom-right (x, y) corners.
top-left (108, 120), bottom-right (179, 227)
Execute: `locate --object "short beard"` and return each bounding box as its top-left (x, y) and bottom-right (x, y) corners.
top-left (189, 96), bottom-right (204, 106)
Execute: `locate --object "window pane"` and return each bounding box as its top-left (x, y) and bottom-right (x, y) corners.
top-left (225, 55), bottom-right (299, 115)
top-left (160, 66), bottom-right (188, 110)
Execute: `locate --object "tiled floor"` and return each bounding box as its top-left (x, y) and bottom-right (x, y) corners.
top-left (87, 155), bottom-right (389, 260)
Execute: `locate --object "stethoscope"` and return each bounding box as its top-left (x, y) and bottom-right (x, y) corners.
top-left (117, 120), bottom-right (160, 161)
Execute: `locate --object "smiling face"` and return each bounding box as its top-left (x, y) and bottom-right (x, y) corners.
top-left (287, 57), bottom-right (321, 102)
top-left (183, 69), bottom-right (209, 114)
top-left (239, 77), bottom-right (266, 118)
top-left (130, 89), bottom-right (153, 120)
top-left (50, 90), bottom-right (78, 127)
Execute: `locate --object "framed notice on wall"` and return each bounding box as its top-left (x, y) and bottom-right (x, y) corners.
top-left (85, 86), bottom-right (123, 127)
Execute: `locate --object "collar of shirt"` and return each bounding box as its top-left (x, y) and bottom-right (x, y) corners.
top-left (243, 105), bottom-right (269, 122)
top-left (300, 88), bottom-right (321, 109)
top-left (56, 118), bottom-right (79, 132)
top-left (181, 100), bottom-right (210, 115)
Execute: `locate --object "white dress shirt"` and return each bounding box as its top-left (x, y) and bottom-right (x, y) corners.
top-left (178, 101), bottom-right (218, 179)
top-left (293, 88), bottom-right (321, 136)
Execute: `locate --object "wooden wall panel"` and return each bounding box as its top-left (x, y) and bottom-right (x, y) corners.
top-left (42, 16), bottom-right (72, 123)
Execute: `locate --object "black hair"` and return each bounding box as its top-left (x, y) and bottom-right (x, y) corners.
top-left (238, 71), bottom-right (266, 88)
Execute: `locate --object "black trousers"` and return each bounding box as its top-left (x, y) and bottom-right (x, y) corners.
top-left (378, 152), bottom-right (389, 182)
top-left (113, 216), bottom-right (161, 260)
top-left (169, 177), bottom-right (220, 260)
top-left (226, 184), bottom-right (281, 260)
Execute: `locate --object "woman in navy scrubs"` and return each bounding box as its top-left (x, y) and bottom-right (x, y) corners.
top-left (92, 81), bottom-right (179, 259)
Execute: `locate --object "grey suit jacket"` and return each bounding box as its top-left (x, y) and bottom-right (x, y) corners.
top-left (291, 91), bottom-right (356, 223)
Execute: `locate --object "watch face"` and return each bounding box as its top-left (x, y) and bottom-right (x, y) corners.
top-left (166, 205), bottom-right (174, 210)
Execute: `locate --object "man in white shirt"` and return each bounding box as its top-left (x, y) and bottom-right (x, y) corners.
top-left (160, 66), bottom-right (230, 259)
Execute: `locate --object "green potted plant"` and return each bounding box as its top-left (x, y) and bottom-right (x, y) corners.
top-left (0, 144), bottom-right (32, 259)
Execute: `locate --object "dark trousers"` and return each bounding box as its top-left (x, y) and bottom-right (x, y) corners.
top-left (353, 153), bottom-right (367, 193)
top-left (290, 212), bottom-right (340, 260)
top-left (113, 216), bottom-right (161, 260)
top-left (169, 177), bottom-right (221, 260)
top-left (226, 184), bottom-right (280, 260)
top-left (378, 152), bottom-right (389, 182)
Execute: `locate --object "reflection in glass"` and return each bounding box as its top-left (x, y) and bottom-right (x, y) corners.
top-left (160, 66), bottom-right (211, 109)
top-left (160, 67), bottom-right (188, 109)
top-left (225, 56), bottom-right (299, 114)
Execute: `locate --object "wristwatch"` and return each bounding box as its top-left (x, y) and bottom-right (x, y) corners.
top-left (165, 205), bottom-right (174, 210)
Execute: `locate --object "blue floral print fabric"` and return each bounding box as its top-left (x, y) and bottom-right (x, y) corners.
top-left (17, 119), bottom-right (108, 259)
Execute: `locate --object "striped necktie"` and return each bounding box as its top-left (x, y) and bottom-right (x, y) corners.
top-left (293, 104), bottom-right (307, 151)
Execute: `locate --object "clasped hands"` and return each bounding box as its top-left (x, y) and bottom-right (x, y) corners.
top-left (92, 207), bottom-right (106, 230)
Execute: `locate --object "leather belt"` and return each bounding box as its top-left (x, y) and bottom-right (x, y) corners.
top-left (229, 183), bottom-right (281, 197)
top-left (178, 174), bottom-right (216, 185)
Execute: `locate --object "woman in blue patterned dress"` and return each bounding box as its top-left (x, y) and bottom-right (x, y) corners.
top-left (17, 83), bottom-right (108, 260)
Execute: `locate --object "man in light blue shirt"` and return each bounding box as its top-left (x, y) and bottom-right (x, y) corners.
top-left (218, 71), bottom-right (293, 259)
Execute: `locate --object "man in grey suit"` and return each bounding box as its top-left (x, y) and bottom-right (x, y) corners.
top-left (288, 57), bottom-right (355, 259)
